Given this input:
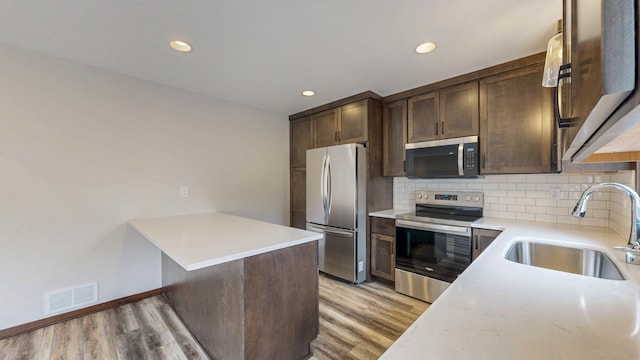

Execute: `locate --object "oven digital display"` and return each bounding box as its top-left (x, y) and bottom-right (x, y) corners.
top-left (435, 194), bottom-right (457, 201)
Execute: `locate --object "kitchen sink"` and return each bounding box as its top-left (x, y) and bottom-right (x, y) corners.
top-left (505, 240), bottom-right (625, 280)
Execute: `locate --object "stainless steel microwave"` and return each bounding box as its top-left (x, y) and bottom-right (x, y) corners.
top-left (405, 136), bottom-right (479, 178)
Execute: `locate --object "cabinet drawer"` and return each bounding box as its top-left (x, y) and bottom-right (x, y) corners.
top-left (370, 217), bottom-right (395, 236)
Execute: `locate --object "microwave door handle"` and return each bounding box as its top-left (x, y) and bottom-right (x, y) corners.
top-left (457, 143), bottom-right (464, 176)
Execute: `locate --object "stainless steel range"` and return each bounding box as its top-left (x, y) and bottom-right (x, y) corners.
top-left (395, 190), bottom-right (484, 303)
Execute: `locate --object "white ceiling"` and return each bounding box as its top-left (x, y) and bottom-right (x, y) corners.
top-left (0, 0), bottom-right (561, 116)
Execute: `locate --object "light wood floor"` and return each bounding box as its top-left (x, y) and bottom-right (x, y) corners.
top-left (0, 274), bottom-right (428, 359)
top-left (311, 275), bottom-right (429, 360)
top-left (0, 296), bottom-right (209, 360)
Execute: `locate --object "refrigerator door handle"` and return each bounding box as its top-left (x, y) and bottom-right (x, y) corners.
top-left (321, 154), bottom-right (328, 220)
top-left (326, 155), bottom-right (332, 220)
top-left (306, 224), bottom-right (354, 237)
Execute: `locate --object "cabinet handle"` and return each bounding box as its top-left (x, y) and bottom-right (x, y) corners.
top-left (334, 131), bottom-right (338, 143)
top-left (557, 63), bottom-right (571, 122)
top-left (403, 160), bottom-right (406, 172)
top-left (482, 154), bottom-right (486, 169)
top-left (441, 121), bottom-right (445, 135)
top-left (435, 122), bottom-right (439, 135)
top-left (474, 234), bottom-right (479, 250)
top-left (338, 131), bottom-right (341, 142)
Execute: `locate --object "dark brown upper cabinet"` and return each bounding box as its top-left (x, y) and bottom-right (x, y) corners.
top-left (407, 81), bottom-right (479, 143)
top-left (479, 63), bottom-right (556, 174)
top-left (382, 99), bottom-right (407, 177)
top-left (440, 82), bottom-right (479, 139)
top-left (289, 116), bottom-right (313, 168)
top-left (313, 100), bottom-right (368, 147)
top-left (407, 91), bottom-right (438, 142)
top-left (339, 100), bottom-right (369, 144)
top-left (312, 109), bottom-right (339, 148)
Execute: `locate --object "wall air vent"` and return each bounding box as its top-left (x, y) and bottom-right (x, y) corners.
top-left (45, 282), bottom-right (98, 314)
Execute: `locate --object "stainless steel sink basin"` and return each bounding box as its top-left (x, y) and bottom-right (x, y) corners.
top-left (505, 240), bottom-right (625, 280)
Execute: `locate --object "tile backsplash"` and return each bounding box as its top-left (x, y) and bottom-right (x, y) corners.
top-left (393, 171), bottom-right (636, 234)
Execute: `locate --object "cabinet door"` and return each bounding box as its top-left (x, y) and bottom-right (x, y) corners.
top-left (371, 233), bottom-right (395, 281)
top-left (338, 100), bottom-right (368, 144)
top-left (290, 117), bottom-right (313, 168)
top-left (313, 109), bottom-right (339, 148)
top-left (290, 167), bottom-right (306, 229)
top-left (407, 92), bottom-right (439, 143)
top-left (440, 81), bottom-right (479, 138)
top-left (472, 229), bottom-right (502, 261)
top-left (383, 99), bottom-right (407, 176)
top-left (479, 63), bottom-right (555, 174)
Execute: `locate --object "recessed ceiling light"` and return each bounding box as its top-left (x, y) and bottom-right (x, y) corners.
top-left (302, 90), bottom-right (316, 97)
top-left (170, 40), bottom-right (192, 53)
top-left (415, 42), bottom-right (437, 54)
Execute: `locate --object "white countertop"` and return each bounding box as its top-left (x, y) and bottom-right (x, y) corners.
top-left (369, 209), bottom-right (411, 219)
top-left (381, 216), bottom-right (640, 359)
top-left (129, 212), bottom-right (321, 271)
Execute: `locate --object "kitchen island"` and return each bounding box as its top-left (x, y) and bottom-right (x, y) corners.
top-left (130, 212), bottom-right (322, 360)
top-left (380, 218), bottom-right (640, 359)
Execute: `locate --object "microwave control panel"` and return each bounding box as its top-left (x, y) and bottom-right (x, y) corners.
top-left (465, 147), bottom-right (476, 170)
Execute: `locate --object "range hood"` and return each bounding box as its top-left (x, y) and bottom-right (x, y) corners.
top-left (559, 0), bottom-right (636, 164)
top-left (574, 103), bottom-right (640, 163)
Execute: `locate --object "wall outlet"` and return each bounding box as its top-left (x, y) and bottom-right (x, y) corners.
top-left (550, 188), bottom-right (560, 200)
top-left (180, 186), bottom-right (189, 198)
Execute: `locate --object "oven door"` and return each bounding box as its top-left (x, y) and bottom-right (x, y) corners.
top-left (395, 220), bottom-right (472, 283)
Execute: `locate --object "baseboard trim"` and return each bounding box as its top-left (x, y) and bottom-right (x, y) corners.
top-left (0, 288), bottom-right (163, 340)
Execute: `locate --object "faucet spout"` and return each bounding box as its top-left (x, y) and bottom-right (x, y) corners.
top-left (572, 182), bottom-right (640, 250)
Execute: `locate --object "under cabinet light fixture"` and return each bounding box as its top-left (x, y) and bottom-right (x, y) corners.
top-left (302, 90), bottom-right (316, 97)
top-left (542, 20), bottom-right (563, 87)
top-left (415, 42), bottom-right (437, 54)
top-left (170, 40), bottom-right (192, 53)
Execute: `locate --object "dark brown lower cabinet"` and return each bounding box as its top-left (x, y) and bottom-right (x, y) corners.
top-left (371, 217), bottom-right (396, 281)
top-left (472, 228), bottom-right (502, 261)
top-left (382, 99), bottom-right (407, 177)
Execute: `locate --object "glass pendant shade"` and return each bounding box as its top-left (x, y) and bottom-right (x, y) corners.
top-left (542, 32), bottom-right (563, 87)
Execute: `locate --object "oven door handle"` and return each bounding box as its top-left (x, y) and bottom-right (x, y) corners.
top-left (396, 220), bottom-right (471, 237)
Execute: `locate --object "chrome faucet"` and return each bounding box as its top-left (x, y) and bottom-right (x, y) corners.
top-left (572, 182), bottom-right (640, 264)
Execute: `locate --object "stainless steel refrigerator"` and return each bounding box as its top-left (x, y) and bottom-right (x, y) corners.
top-left (306, 143), bottom-right (366, 284)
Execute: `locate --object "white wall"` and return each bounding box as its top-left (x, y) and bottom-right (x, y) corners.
top-left (0, 44), bottom-right (289, 330)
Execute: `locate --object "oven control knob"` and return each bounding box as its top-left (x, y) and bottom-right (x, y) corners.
top-left (417, 194), bottom-right (423, 199)
top-left (473, 196), bottom-right (480, 202)
top-left (423, 194), bottom-right (428, 200)
top-left (465, 196), bottom-right (471, 201)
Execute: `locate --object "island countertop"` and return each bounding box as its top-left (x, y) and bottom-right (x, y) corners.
top-left (129, 212), bottom-right (321, 271)
top-left (380, 217), bottom-right (640, 359)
